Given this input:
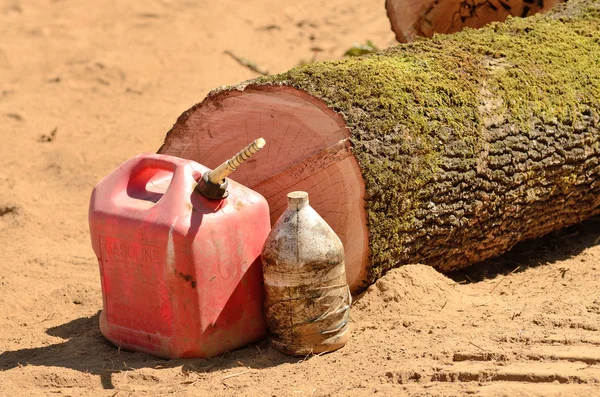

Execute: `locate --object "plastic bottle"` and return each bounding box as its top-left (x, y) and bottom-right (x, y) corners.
top-left (261, 191), bottom-right (351, 356)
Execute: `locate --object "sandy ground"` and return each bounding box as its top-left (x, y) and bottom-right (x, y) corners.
top-left (1, 0), bottom-right (599, 395)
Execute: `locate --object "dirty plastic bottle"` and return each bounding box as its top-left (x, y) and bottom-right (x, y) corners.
top-left (261, 191), bottom-right (351, 356)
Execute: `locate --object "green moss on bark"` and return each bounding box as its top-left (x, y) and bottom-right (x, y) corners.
top-left (255, 0), bottom-right (600, 282)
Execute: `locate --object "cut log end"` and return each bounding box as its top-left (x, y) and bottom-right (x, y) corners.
top-left (158, 85), bottom-right (370, 292)
top-left (386, 0), bottom-right (564, 42)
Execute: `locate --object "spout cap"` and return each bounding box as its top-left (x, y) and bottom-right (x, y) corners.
top-left (197, 173), bottom-right (229, 199)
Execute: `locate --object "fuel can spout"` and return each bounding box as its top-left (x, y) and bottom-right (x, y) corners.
top-left (197, 138), bottom-right (266, 200)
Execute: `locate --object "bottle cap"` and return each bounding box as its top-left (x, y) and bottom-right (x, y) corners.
top-left (287, 191), bottom-right (309, 209)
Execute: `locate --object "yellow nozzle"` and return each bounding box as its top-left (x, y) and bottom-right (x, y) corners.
top-left (207, 138), bottom-right (266, 183)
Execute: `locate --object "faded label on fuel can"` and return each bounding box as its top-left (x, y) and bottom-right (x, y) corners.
top-left (99, 236), bottom-right (172, 336)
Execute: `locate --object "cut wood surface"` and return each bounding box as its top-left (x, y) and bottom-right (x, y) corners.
top-left (386, 0), bottom-right (564, 42)
top-left (159, 0), bottom-right (600, 292)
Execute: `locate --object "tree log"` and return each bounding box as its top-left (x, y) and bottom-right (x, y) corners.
top-left (386, 0), bottom-right (564, 42)
top-left (159, 0), bottom-right (600, 292)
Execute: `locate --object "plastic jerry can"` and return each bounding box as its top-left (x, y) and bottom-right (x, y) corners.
top-left (89, 139), bottom-right (270, 358)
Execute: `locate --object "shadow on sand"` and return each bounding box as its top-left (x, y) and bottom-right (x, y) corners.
top-left (448, 217), bottom-right (600, 283)
top-left (0, 311), bottom-right (297, 389)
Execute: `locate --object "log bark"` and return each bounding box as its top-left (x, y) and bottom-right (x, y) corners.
top-left (386, 0), bottom-right (564, 42)
top-left (159, 0), bottom-right (600, 292)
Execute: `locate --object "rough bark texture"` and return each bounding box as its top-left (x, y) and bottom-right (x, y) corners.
top-left (386, 0), bottom-right (564, 42)
top-left (160, 0), bottom-right (600, 290)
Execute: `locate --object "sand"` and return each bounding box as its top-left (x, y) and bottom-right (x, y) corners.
top-left (1, 0), bottom-right (599, 395)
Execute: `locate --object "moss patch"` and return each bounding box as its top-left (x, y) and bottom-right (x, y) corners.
top-left (255, 0), bottom-right (600, 282)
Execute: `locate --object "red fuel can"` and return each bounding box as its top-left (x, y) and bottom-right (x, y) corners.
top-left (89, 150), bottom-right (270, 358)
